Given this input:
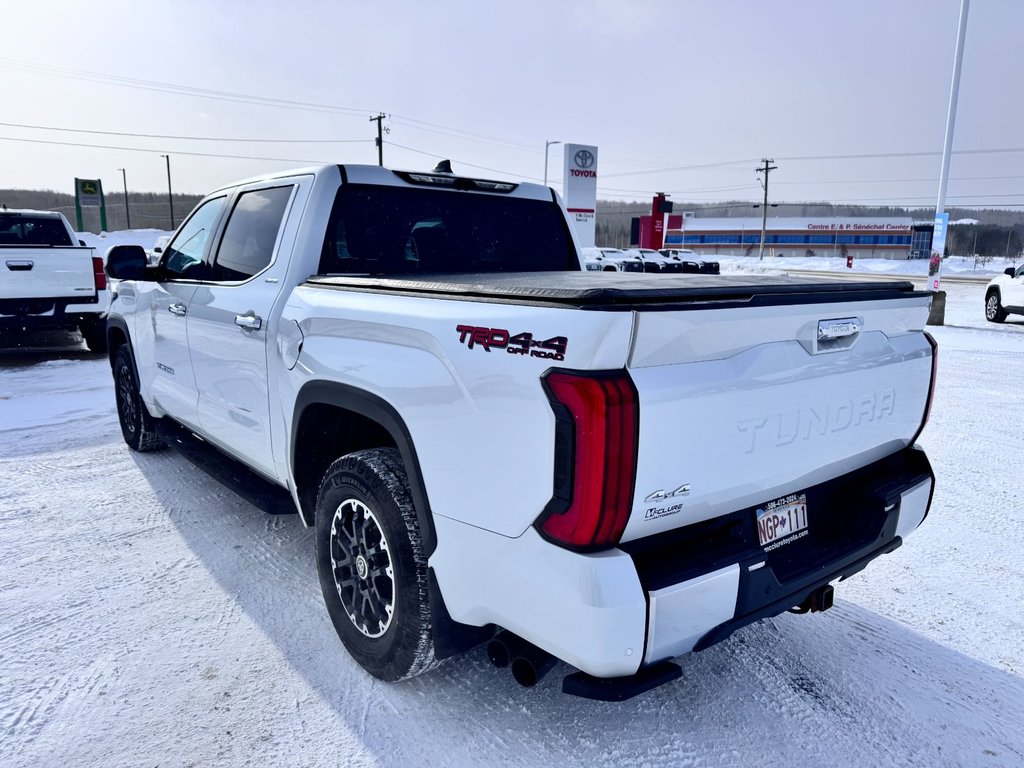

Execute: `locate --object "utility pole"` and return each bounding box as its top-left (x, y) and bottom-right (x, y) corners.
top-left (117, 168), bottom-right (130, 229)
top-left (160, 154), bottom-right (175, 229)
top-left (756, 158), bottom-right (777, 261)
top-left (370, 113), bottom-right (387, 166)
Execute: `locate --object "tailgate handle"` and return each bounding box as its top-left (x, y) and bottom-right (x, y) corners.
top-left (6, 260), bottom-right (34, 271)
top-left (815, 317), bottom-right (862, 354)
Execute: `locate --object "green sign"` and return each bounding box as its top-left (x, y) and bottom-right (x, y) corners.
top-left (74, 177), bottom-right (107, 232)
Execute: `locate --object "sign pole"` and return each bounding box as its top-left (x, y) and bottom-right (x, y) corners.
top-left (98, 179), bottom-right (108, 232)
top-left (928, 0), bottom-right (970, 325)
top-left (74, 177), bottom-right (84, 231)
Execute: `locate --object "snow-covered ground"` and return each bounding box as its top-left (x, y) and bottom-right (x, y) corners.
top-left (717, 253), bottom-right (1018, 279)
top-left (2, 281), bottom-right (1023, 767)
top-left (76, 228), bottom-right (171, 255)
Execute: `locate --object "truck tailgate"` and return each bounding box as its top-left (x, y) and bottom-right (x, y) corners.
top-left (1, 246), bottom-right (96, 302)
top-left (622, 292), bottom-right (933, 542)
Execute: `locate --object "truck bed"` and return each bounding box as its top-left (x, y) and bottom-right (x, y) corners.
top-left (305, 271), bottom-right (923, 310)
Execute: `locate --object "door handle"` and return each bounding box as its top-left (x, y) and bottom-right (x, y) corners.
top-left (168, 303), bottom-right (187, 316)
top-left (6, 260), bottom-right (34, 271)
top-left (234, 313), bottom-right (262, 330)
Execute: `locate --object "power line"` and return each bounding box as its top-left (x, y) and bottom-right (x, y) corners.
top-left (597, 172), bottom-right (1024, 199)
top-left (0, 134), bottom-right (340, 164)
top-left (601, 146), bottom-right (1024, 180)
top-left (0, 120), bottom-right (372, 144)
top-left (383, 140), bottom-right (544, 181)
top-left (773, 173), bottom-right (1024, 186)
top-left (0, 58), bottom-right (374, 118)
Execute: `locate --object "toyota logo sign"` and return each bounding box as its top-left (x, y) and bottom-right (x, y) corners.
top-left (574, 149), bottom-right (595, 169)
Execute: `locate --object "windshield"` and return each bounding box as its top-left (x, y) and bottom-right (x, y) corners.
top-left (319, 184), bottom-right (578, 275)
top-left (0, 214), bottom-right (73, 246)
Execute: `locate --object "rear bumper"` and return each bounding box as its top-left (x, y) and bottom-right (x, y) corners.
top-left (0, 294), bottom-right (103, 332)
top-left (430, 446), bottom-right (933, 678)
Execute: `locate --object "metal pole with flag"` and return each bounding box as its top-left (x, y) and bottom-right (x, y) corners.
top-left (928, 0), bottom-right (970, 325)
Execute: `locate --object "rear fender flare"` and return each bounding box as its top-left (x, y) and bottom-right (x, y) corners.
top-left (291, 380), bottom-right (437, 555)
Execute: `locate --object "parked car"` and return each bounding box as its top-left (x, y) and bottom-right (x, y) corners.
top-left (661, 248), bottom-right (721, 275)
top-left (984, 264), bottom-right (1024, 322)
top-left (148, 235), bottom-right (171, 266)
top-left (0, 208), bottom-right (108, 350)
top-left (580, 246), bottom-right (643, 273)
top-left (105, 163), bottom-right (937, 700)
top-left (621, 247), bottom-right (682, 273)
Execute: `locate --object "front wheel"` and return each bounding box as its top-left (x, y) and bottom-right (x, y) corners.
top-left (315, 448), bottom-right (439, 682)
top-left (113, 346), bottom-right (165, 451)
top-left (986, 291), bottom-right (1007, 323)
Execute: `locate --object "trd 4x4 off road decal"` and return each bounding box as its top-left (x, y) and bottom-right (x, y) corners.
top-left (455, 325), bottom-right (568, 361)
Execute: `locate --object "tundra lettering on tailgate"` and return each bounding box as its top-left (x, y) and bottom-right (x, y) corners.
top-left (737, 388), bottom-right (897, 454)
top-left (455, 325), bottom-right (568, 361)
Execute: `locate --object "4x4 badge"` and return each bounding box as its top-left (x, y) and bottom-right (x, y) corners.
top-left (644, 484), bottom-right (691, 503)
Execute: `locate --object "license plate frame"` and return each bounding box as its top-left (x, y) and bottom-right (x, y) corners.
top-left (756, 492), bottom-right (809, 550)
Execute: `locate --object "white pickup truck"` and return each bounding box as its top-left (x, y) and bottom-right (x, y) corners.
top-left (104, 164), bottom-right (937, 700)
top-left (0, 209), bottom-right (108, 351)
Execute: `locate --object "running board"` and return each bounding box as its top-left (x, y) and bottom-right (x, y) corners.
top-left (562, 661), bottom-right (682, 701)
top-left (155, 420), bottom-right (296, 515)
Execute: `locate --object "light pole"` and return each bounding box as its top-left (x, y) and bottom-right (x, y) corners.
top-left (160, 154), bottom-right (175, 230)
top-left (543, 140), bottom-right (561, 188)
top-left (117, 168), bottom-right (130, 229)
top-left (928, 0), bottom-right (970, 325)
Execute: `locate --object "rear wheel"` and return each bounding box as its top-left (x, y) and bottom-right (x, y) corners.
top-left (80, 319), bottom-right (108, 353)
top-left (113, 346), bottom-right (165, 451)
top-left (315, 448), bottom-right (439, 682)
top-left (986, 291), bottom-right (1007, 323)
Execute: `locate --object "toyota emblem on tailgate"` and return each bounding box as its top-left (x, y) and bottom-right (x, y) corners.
top-left (817, 317), bottom-right (862, 341)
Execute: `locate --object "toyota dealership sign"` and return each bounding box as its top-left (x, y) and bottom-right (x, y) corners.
top-left (562, 143), bottom-right (598, 246)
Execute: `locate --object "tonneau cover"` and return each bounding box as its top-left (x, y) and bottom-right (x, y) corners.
top-left (305, 271), bottom-right (922, 310)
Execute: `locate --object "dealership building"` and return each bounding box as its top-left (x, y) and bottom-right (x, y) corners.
top-left (661, 217), bottom-right (934, 260)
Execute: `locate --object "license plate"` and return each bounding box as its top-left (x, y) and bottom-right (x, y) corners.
top-left (756, 493), bottom-right (809, 550)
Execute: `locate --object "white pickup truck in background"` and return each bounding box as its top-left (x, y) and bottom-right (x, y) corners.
top-left (103, 163), bottom-right (937, 701)
top-left (0, 208), bottom-right (108, 351)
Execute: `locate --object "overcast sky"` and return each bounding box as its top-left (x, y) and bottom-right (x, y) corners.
top-left (3, 0), bottom-right (1022, 209)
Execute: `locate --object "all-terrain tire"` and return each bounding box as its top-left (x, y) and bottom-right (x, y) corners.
top-left (986, 290), bottom-right (1007, 323)
top-left (80, 319), bottom-right (108, 353)
top-left (315, 448), bottom-right (440, 682)
top-left (113, 345), bottom-right (165, 452)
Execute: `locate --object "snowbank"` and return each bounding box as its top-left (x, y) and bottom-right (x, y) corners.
top-left (76, 228), bottom-right (172, 255)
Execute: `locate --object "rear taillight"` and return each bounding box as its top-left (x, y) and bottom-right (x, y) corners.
top-left (92, 256), bottom-right (106, 291)
top-left (912, 332), bottom-right (938, 444)
top-left (537, 370), bottom-right (638, 551)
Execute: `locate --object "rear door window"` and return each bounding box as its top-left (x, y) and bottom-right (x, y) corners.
top-left (211, 186), bottom-right (294, 281)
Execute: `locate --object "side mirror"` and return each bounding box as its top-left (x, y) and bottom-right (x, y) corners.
top-left (154, 246), bottom-right (163, 254)
top-left (1006, 267), bottom-right (1016, 277)
top-left (106, 244), bottom-right (151, 281)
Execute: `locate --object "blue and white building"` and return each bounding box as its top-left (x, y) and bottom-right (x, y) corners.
top-left (665, 217), bottom-right (934, 260)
